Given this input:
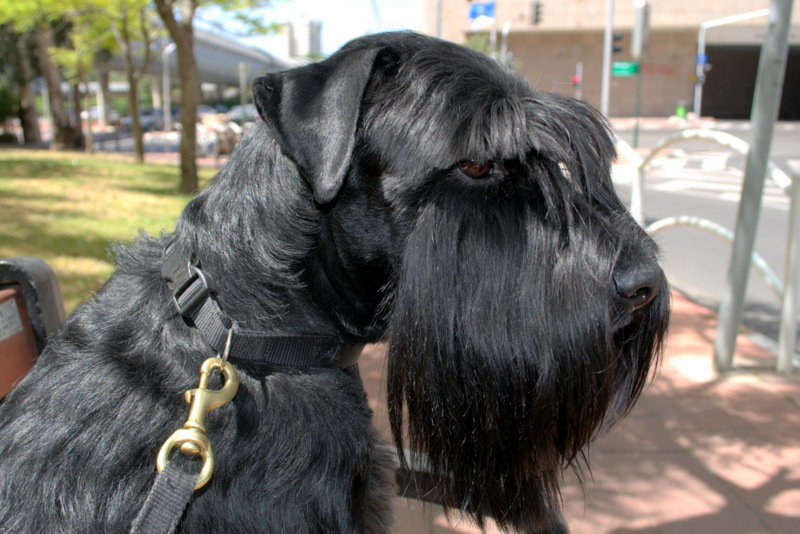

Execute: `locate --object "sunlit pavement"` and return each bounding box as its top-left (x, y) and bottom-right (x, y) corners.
top-left (358, 291), bottom-right (800, 533)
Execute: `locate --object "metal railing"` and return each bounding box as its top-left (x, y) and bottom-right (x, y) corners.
top-left (617, 130), bottom-right (797, 373)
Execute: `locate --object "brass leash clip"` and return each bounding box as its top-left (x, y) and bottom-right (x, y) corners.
top-left (157, 357), bottom-right (239, 490)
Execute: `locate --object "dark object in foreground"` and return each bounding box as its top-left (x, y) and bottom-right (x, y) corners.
top-left (0, 32), bottom-right (668, 533)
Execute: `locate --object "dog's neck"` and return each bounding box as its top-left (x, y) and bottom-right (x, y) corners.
top-left (173, 129), bottom-right (386, 343)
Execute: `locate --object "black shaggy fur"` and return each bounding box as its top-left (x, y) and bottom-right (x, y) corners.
top-left (0, 32), bottom-right (668, 533)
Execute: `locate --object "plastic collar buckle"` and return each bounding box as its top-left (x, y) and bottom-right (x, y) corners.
top-left (172, 263), bottom-right (212, 318)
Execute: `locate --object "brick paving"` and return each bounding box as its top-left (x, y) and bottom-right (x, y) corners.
top-left (358, 292), bottom-right (800, 533)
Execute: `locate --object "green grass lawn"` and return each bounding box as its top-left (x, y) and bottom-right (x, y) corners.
top-left (0, 149), bottom-right (217, 313)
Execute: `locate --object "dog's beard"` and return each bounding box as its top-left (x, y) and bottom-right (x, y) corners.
top-left (386, 185), bottom-right (668, 531)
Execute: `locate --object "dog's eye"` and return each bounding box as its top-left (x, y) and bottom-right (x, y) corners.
top-left (457, 160), bottom-right (492, 179)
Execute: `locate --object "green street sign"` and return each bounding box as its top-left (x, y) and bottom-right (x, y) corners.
top-left (612, 61), bottom-right (640, 77)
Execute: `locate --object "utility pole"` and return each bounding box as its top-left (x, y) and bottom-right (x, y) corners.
top-left (162, 42), bottom-right (176, 132)
top-left (573, 62), bottom-right (583, 100)
top-left (692, 9), bottom-right (769, 117)
top-left (631, 1), bottom-right (650, 148)
top-left (435, 0), bottom-right (442, 38)
top-left (778, 175), bottom-right (800, 373)
top-left (713, 0), bottom-right (794, 371)
top-left (600, 0), bottom-right (615, 116)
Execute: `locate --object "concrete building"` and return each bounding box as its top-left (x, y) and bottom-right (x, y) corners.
top-left (419, 1), bottom-right (800, 118)
top-left (269, 19), bottom-right (324, 60)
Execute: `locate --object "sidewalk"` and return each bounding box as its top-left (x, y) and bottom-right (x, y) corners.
top-left (357, 292), bottom-right (800, 533)
top-left (609, 116), bottom-right (719, 131)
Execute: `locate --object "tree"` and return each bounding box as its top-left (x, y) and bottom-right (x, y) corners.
top-left (49, 14), bottom-right (110, 154)
top-left (14, 31), bottom-right (42, 144)
top-left (0, 24), bottom-right (41, 144)
top-left (2, 0), bottom-right (163, 157)
top-left (153, 0), bottom-right (200, 194)
top-left (40, 1), bottom-right (158, 160)
top-left (0, 2), bottom-right (82, 149)
top-left (153, 0), bottom-right (274, 194)
top-left (101, 0), bottom-right (158, 164)
top-left (34, 21), bottom-right (84, 149)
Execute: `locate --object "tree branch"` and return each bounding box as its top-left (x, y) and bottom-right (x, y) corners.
top-left (153, 0), bottom-right (181, 40)
top-left (137, 8), bottom-right (153, 75)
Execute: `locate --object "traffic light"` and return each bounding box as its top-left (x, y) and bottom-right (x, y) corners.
top-left (531, 1), bottom-right (543, 26)
top-left (571, 62), bottom-right (583, 99)
top-left (613, 32), bottom-right (623, 55)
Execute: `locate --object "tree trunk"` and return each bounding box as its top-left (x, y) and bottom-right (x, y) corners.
top-left (14, 33), bottom-right (42, 145)
top-left (176, 36), bottom-right (200, 194)
top-left (33, 24), bottom-right (80, 150)
top-left (71, 82), bottom-right (85, 150)
top-left (118, 14), bottom-right (145, 164)
top-left (154, 0), bottom-right (199, 194)
top-left (126, 63), bottom-right (145, 163)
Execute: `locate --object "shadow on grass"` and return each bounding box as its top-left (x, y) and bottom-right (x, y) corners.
top-left (114, 165), bottom-right (218, 198)
top-left (0, 151), bottom-right (196, 311)
top-left (0, 154), bottom-right (209, 196)
top-left (0, 158), bottom-right (86, 180)
top-left (0, 188), bottom-right (70, 205)
top-left (0, 205), bottom-right (120, 311)
top-left (117, 180), bottom-right (192, 197)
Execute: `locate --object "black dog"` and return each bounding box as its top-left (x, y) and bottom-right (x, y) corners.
top-left (0, 32), bottom-right (668, 533)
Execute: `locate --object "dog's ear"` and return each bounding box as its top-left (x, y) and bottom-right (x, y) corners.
top-left (252, 47), bottom-right (383, 204)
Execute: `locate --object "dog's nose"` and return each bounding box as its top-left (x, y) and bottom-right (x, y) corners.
top-left (613, 264), bottom-right (664, 312)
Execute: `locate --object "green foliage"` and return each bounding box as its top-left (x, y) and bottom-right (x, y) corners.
top-left (111, 95), bottom-right (130, 116)
top-left (49, 46), bottom-right (84, 82)
top-left (0, 0), bottom-right (44, 32)
top-left (0, 0), bottom-right (156, 72)
top-left (464, 33), bottom-right (493, 56)
top-left (198, 0), bottom-right (273, 11)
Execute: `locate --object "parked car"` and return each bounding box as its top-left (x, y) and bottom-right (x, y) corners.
top-left (80, 107), bottom-right (121, 124)
top-left (226, 104), bottom-right (257, 125)
top-left (197, 104), bottom-right (218, 118)
top-left (122, 108), bottom-right (164, 131)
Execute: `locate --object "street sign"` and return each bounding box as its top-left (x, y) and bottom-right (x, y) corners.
top-left (612, 61), bottom-right (640, 77)
top-left (469, 1), bottom-right (496, 31)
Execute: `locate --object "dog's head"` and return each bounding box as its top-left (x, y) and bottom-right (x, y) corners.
top-left (251, 32), bottom-right (669, 531)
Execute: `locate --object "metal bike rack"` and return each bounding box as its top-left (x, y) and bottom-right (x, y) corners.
top-left (645, 215), bottom-right (784, 300)
top-left (617, 130), bottom-right (798, 373)
top-left (623, 129), bottom-right (791, 226)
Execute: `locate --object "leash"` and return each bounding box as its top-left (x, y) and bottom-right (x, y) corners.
top-left (131, 240), bottom-right (364, 534)
top-left (131, 355), bottom-right (238, 534)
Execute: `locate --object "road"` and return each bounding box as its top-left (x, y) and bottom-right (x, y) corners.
top-left (613, 120), bottom-right (800, 355)
top-left (91, 129), bottom-right (220, 156)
